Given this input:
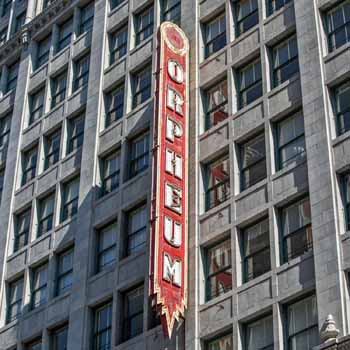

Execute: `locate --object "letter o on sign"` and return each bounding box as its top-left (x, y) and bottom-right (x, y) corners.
top-left (168, 59), bottom-right (184, 84)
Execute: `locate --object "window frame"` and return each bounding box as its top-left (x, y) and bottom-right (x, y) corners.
top-left (29, 87), bottom-right (45, 125)
top-left (162, 0), bottom-right (181, 25)
top-left (132, 65), bottom-right (152, 108)
top-left (94, 302), bottom-right (112, 350)
top-left (44, 129), bottom-right (61, 170)
top-left (51, 324), bottom-right (68, 350)
top-left (109, 25), bottom-right (127, 65)
top-left (135, 5), bottom-right (154, 46)
top-left (51, 71), bottom-right (67, 109)
top-left (2, 0), bottom-right (12, 17)
top-left (244, 314), bottom-right (274, 350)
top-left (105, 84), bottom-right (124, 127)
top-left (101, 150), bottom-right (121, 196)
top-left (61, 177), bottom-right (80, 222)
top-left (129, 132), bottom-right (149, 178)
top-left (206, 332), bottom-right (233, 350)
top-left (36, 35), bottom-right (51, 70)
top-left (31, 263), bottom-right (48, 309)
top-left (56, 248), bottom-right (74, 296)
top-left (334, 81), bottom-right (350, 136)
top-left (22, 146), bottom-right (38, 186)
top-left (79, 2), bottom-right (94, 36)
top-left (6, 277), bottom-right (24, 323)
top-left (126, 204), bottom-right (147, 256)
top-left (37, 192), bottom-right (55, 237)
top-left (0, 112), bottom-right (11, 148)
top-left (73, 54), bottom-right (90, 92)
top-left (204, 13), bottom-right (227, 58)
top-left (268, 0), bottom-right (292, 16)
top-left (57, 17), bottom-right (73, 53)
top-left (67, 114), bottom-right (85, 154)
top-left (234, 0), bottom-right (259, 37)
top-left (14, 208), bottom-right (31, 251)
top-left (6, 60), bottom-right (19, 93)
top-left (97, 222), bottom-right (117, 272)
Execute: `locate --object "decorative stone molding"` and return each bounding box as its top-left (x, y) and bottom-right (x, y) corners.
top-left (321, 315), bottom-right (340, 344)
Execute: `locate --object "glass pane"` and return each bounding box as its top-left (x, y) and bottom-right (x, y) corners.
top-left (246, 315), bottom-right (273, 350)
top-left (208, 334), bottom-right (232, 350)
top-left (244, 218), bottom-right (269, 255)
top-left (100, 223), bottom-right (116, 251)
top-left (283, 198), bottom-right (311, 236)
top-left (208, 240), bottom-right (231, 275)
top-left (242, 135), bottom-right (266, 168)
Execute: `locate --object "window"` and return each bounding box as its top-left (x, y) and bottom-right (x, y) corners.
top-left (5, 60), bottom-right (19, 93)
top-left (205, 14), bottom-right (226, 58)
top-left (51, 325), bottom-right (68, 350)
top-left (207, 333), bottom-right (233, 350)
top-left (14, 208), bottom-right (31, 251)
top-left (7, 277), bottom-right (24, 323)
top-left (2, 0), bottom-right (11, 17)
top-left (206, 239), bottom-right (232, 301)
top-left (238, 59), bottom-right (262, 109)
top-left (101, 150), bottom-right (120, 196)
top-left (0, 168), bottom-right (4, 203)
top-left (31, 264), bottom-right (48, 309)
top-left (79, 2), bottom-right (94, 35)
top-left (25, 339), bottom-right (42, 350)
top-left (42, 0), bottom-right (52, 9)
top-left (127, 205), bottom-right (147, 256)
top-left (132, 65), bottom-right (152, 108)
top-left (57, 18), bottom-right (73, 52)
top-left (22, 146), bottom-right (38, 185)
top-left (105, 84), bottom-right (124, 127)
top-left (67, 114), bottom-right (85, 154)
top-left (343, 174), bottom-right (350, 230)
top-left (51, 71), bottom-right (67, 108)
top-left (245, 315), bottom-right (273, 350)
top-left (0, 112), bottom-right (11, 148)
top-left (204, 80), bottom-right (229, 129)
top-left (276, 111), bottom-right (306, 169)
top-left (268, 0), bottom-right (291, 15)
top-left (61, 177), bottom-right (79, 221)
top-left (94, 303), bottom-right (112, 350)
top-left (272, 35), bottom-right (299, 87)
top-left (205, 156), bottom-right (230, 210)
top-left (97, 222), bottom-right (117, 272)
top-left (13, 11), bottom-right (25, 34)
top-left (129, 132), bottom-right (149, 177)
top-left (56, 248), bottom-right (74, 295)
top-left (327, 2), bottom-right (350, 52)
top-left (44, 129), bottom-right (61, 170)
top-left (281, 196), bottom-right (312, 262)
top-left (242, 218), bottom-right (270, 282)
top-left (73, 54), bottom-right (90, 92)
top-left (29, 88), bottom-right (45, 124)
top-left (287, 295), bottom-right (318, 350)
top-left (334, 81), bottom-right (350, 135)
top-left (37, 193), bottom-right (55, 237)
top-left (235, 0), bottom-right (259, 36)
top-left (0, 26), bottom-right (7, 44)
top-left (123, 286), bottom-right (144, 341)
top-left (36, 36), bottom-right (51, 70)
top-left (110, 0), bottom-right (124, 10)
top-left (109, 25), bottom-right (127, 65)
top-left (240, 134), bottom-right (266, 190)
top-left (162, 0), bottom-right (181, 25)
top-left (135, 5), bottom-right (154, 46)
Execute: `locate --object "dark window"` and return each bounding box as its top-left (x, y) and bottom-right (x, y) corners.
top-left (205, 14), bottom-right (226, 58)
top-left (123, 286), bottom-right (144, 341)
top-left (57, 18), bottom-right (73, 52)
top-left (109, 25), bottom-right (127, 65)
top-left (36, 35), bottom-right (51, 69)
top-left (205, 156), bottom-right (230, 210)
top-left (51, 71), bottom-right (67, 108)
top-left (327, 2), bottom-right (350, 52)
top-left (110, 0), bottom-right (125, 10)
top-left (281, 196), bottom-right (312, 262)
top-left (162, 0), bottom-right (181, 25)
top-left (132, 65), bottom-right (152, 108)
top-left (135, 5), bottom-right (154, 46)
top-left (235, 0), bottom-right (259, 36)
top-left (79, 2), bottom-right (94, 35)
top-left (14, 208), bottom-right (31, 251)
top-left (272, 35), bottom-right (299, 87)
top-left (276, 111), bottom-right (306, 169)
top-left (7, 277), bottom-right (23, 323)
top-left (268, 0), bottom-right (292, 16)
top-left (25, 339), bottom-right (42, 350)
top-left (67, 114), bottom-right (84, 154)
top-left (13, 11), bottom-right (25, 34)
top-left (101, 150), bottom-right (120, 196)
top-left (37, 193), bottom-right (55, 237)
top-left (240, 133), bottom-right (266, 190)
top-left (73, 54), bottom-right (90, 92)
top-left (343, 174), bottom-right (350, 230)
top-left (2, 0), bottom-right (11, 17)
top-left (205, 80), bottom-right (228, 130)
top-left (238, 60), bottom-right (262, 109)
top-left (105, 84), bottom-right (124, 127)
top-left (22, 146), bottom-right (38, 185)
top-left (44, 129), bottom-right (61, 170)
top-left (31, 264), bottom-right (48, 309)
top-left (206, 239), bottom-right (232, 301)
top-left (207, 333), bottom-right (232, 350)
top-left (287, 295), bottom-right (318, 350)
top-left (242, 218), bottom-right (270, 282)
top-left (245, 315), bottom-right (274, 350)
top-left (94, 303), bottom-right (112, 350)
top-left (29, 88), bottom-right (45, 124)
top-left (0, 112), bottom-right (11, 148)
top-left (42, 0), bottom-right (52, 9)
top-left (334, 81), bottom-right (350, 135)
top-left (0, 26), bottom-right (7, 44)
top-left (56, 248), bottom-right (74, 295)
top-left (129, 132), bottom-right (149, 177)
top-left (0, 168), bottom-right (4, 204)
top-left (6, 60), bottom-right (19, 93)
top-left (52, 325), bottom-right (68, 350)
top-left (97, 222), bottom-right (117, 272)
top-left (61, 177), bottom-right (79, 221)
top-left (127, 205), bottom-right (147, 256)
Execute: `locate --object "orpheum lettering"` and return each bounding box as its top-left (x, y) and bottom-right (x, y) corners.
top-left (150, 22), bottom-right (189, 338)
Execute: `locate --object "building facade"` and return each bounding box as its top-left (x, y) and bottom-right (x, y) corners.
top-left (0, 0), bottom-right (349, 349)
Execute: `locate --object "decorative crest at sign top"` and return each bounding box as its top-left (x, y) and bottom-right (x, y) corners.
top-left (149, 22), bottom-right (189, 338)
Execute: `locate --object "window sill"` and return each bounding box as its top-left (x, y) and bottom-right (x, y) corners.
top-left (200, 43), bottom-right (228, 67)
top-left (89, 263), bottom-right (116, 283)
top-left (270, 157), bottom-right (307, 182)
top-left (7, 244), bottom-right (28, 262)
top-left (235, 178), bottom-right (268, 201)
top-left (30, 61), bottom-right (49, 78)
top-left (99, 117), bottom-right (123, 137)
top-left (0, 88), bottom-right (15, 104)
top-left (108, 0), bottom-right (127, 17)
top-left (231, 97), bottom-right (263, 124)
top-left (49, 289), bottom-right (71, 306)
top-left (94, 186), bottom-right (120, 205)
top-left (230, 25), bottom-right (259, 50)
top-left (200, 197), bottom-right (231, 219)
top-left (119, 249), bottom-right (146, 267)
top-left (324, 41), bottom-right (350, 64)
top-left (62, 146), bottom-right (83, 165)
top-left (23, 117), bottom-right (42, 134)
top-left (73, 28), bottom-right (92, 46)
top-left (56, 215), bottom-right (77, 232)
top-left (123, 168), bottom-right (149, 189)
top-left (263, 1), bottom-right (294, 26)
top-left (199, 116), bottom-right (230, 140)
top-left (267, 73), bottom-right (300, 98)
top-left (37, 162), bottom-right (59, 180)
top-left (276, 250), bottom-right (314, 274)
top-left (30, 229), bottom-right (53, 248)
top-left (237, 270), bottom-right (272, 292)
top-left (15, 178), bottom-right (36, 196)
top-left (47, 100), bottom-right (65, 116)
top-left (127, 97), bottom-right (153, 119)
top-left (0, 318), bottom-right (19, 333)
top-left (199, 289), bottom-right (233, 311)
top-left (332, 129), bottom-right (350, 147)
top-left (129, 35), bottom-right (153, 56)
top-left (22, 303), bottom-right (47, 320)
top-left (52, 45), bottom-right (70, 63)
top-left (68, 84), bottom-right (87, 101)
top-left (104, 55), bottom-right (126, 75)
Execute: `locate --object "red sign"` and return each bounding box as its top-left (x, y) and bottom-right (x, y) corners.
top-left (150, 22), bottom-right (189, 338)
